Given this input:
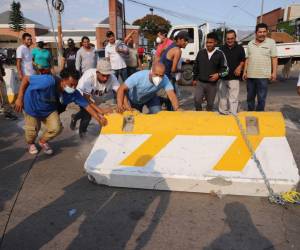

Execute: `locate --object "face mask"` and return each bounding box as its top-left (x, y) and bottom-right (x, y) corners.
top-left (156, 37), bottom-right (162, 44)
top-left (64, 86), bottom-right (75, 94)
top-left (152, 76), bottom-right (162, 86)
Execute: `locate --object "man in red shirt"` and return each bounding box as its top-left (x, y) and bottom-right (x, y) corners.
top-left (154, 28), bottom-right (173, 62)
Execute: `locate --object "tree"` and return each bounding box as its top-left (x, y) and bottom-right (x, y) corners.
top-left (9, 1), bottom-right (25, 35)
top-left (133, 14), bottom-right (171, 46)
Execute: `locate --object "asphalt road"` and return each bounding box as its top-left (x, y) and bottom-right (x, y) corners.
top-left (0, 67), bottom-right (299, 250)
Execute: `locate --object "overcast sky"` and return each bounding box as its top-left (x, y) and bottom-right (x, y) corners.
top-left (1, 0), bottom-right (299, 30)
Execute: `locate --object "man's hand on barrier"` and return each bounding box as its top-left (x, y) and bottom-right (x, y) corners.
top-left (102, 107), bottom-right (114, 114)
top-left (192, 80), bottom-right (197, 86)
top-left (15, 98), bottom-right (23, 112)
top-left (99, 115), bottom-right (108, 126)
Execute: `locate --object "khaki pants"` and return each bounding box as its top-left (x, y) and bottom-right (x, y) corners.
top-left (24, 111), bottom-right (62, 144)
top-left (218, 79), bottom-right (240, 115)
top-left (0, 79), bottom-right (11, 112)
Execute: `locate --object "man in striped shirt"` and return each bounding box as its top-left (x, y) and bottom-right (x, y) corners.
top-left (243, 23), bottom-right (278, 111)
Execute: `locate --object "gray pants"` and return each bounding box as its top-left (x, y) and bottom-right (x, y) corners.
top-left (218, 79), bottom-right (240, 115)
top-left (194, 81), bottom-right (217, 111)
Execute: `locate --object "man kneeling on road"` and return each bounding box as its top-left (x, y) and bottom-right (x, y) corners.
top-left (70, 59), bottom-right (117, 137)
top-left (15, 69), bottom-right (107, 155)
top-left (117, 63), bottom-right (179, 113)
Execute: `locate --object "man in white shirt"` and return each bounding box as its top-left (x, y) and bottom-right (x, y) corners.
top-left (16, 33), bottom-right (35, 80)
top-left (70, 58), bottom-right (118, 137)
top-left (105, 31), bottom-right (128, 82)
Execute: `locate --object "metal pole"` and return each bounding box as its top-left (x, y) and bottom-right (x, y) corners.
top-left (260, 0), bottom-right (264, 23)
top-left (222, 22), bottom-right (226, 44)
top-left (45, 0), bottom-right (59, 61)
top-left (56, 8), bottom-right (63, 68)
top-left (122, 0), bottom-right (126, 38)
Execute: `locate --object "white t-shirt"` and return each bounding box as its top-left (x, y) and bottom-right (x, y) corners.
top-left (105, 40), bottom-right (127, 70)
top-left (297, 72), bottom-right (300, 87)
top-left (16, 44), bottom-right (35, 76)
top-left (77, 68), bottom-right (120, 97)
top-left (207, 48), bottom-right (217, 60)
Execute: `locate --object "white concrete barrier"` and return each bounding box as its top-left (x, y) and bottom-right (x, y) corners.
top-left (84, 111), bottom-right (299, 197)
top-left (3, 68), bottom-right (20, 103)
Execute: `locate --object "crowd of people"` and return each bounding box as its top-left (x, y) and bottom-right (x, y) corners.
top-left (0, 22), bottom-right (298, 156)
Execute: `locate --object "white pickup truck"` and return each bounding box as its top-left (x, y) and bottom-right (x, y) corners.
top-left (168, 24), bottom-right (300, 85)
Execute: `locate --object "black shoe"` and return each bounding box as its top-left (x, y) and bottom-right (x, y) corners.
top-left (5, 112), bottom-right (17, 120)
top-left (70, 114), bottom-right (77, 130)
top-left (79, 131), bottom-right (87, 139)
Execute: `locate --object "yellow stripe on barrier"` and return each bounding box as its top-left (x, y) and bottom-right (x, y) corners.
top-left (102, 111), bottom-right (285, 171)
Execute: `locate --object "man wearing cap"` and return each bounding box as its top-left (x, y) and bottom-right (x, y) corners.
top-left (105, 31), bottom-right (128, 82)
top-left (70, 58), bottom-right (120, 137)
top-left (32, 38), bottom-right (52, 70)
top-left (159, 31), bottom-right (189, 110)
top-left (61, 38), bottom-right (79, 72)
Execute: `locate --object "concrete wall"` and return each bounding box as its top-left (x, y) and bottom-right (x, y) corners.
top-left (287, 4), bottom-right (300, 21)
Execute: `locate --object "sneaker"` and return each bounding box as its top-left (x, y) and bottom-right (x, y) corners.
top-left (5, 112), bottom-right (17, 120)
top-left (38, 141), bottom-right (53, 155)
top-left (70, 114), bottom-right (77, 130)
top-left (28, 144), bottom-right (38, 155)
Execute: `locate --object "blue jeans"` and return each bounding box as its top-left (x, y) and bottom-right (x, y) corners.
top-left (130, 96), bottom-right (161, 114)
top-left (247, 78), bottom-right (269, 111)
top-left (114, 68), bottom-right (127, 82)
top-left (127, 67), bottom-right (137, 77)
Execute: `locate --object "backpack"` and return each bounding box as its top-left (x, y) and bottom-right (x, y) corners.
top-left (115, 40), bottom-right (129, 59)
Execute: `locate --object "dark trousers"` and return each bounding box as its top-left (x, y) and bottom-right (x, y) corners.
top-left (160, 77), bottom-right (176, 111)
top-left (194, 81), bottom-right (217, 111)
top-left (127, 67), bottom-right (137, 77)
top-left (73, 107), bottom-right (91, 133)
top-left (114, 68), bottom-right (127, 82)
top-left (247, 78), bottom-right (269, 111)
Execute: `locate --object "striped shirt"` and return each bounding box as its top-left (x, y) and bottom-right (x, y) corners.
top-left (246, 38), bottom-right (277, 78)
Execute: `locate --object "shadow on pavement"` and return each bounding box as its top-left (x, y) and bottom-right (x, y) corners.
top-left (204, 202), bottom-right (274, 250)
top-left (2, 176), bottom-right (170, 250)
top-left (281, 104), bottom-right (300, 130)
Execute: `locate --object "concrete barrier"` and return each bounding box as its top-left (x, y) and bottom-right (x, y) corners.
top-left (3, 68), bottom-right (20, 104)
top-left (84, 111), bottom-right (299, 197)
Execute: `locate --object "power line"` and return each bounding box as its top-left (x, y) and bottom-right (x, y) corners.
top-left (127, 0), bottom-right (255, 29)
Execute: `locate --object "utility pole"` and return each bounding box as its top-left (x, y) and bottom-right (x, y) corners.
top-left (260, 0), bottom-right (264, 23)
top-left (122, 0), bottom-right (126, 38)
top-left (222, 22), bottom-right (226, 44)
top-left (217, 22), bottom-right (226, 44)
top-left (52, 0), bottom-right (64, 68)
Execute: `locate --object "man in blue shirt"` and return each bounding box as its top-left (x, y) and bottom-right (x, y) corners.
top-left (15, 69), bottom-right (107, 155)
top-left (117, 63), bottom-right (179, 113)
